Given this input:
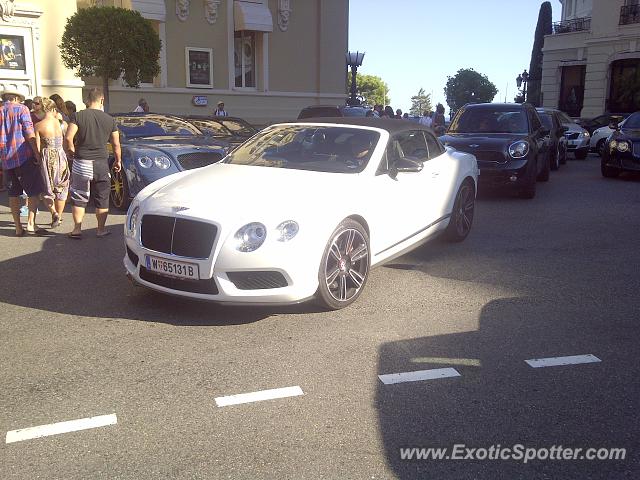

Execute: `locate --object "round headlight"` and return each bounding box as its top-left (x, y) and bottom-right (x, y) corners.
top-left (581, 131), bottom-right (590, 138)
top-left (154, 156), bottom-right (171, 169)
top-left (617, 141), bottom-right (630, 153)
top-left (137, 156), bottom-right (153, 168)
top-left (127, 206), bottom-right (139, 237)
top-left (610, 140), bottom-right (618, 149)
top-left (276, 220), bottom-right (299, 242)
top-left (508, 141), bottom-right (529, 158)
top-left (234, 222), bottom-right (267, 252)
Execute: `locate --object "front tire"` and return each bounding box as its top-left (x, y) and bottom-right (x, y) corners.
top-left (537, 153), bottom-right (550, 182)
top-left (596, 139), bottom-right (606, 158)
top-left (316, 219), bottom-right (370, 310)
top-left (445, 180), bottom-right (475, 242)
top-left (110, 166), bottom-right (130, 211)
top-left (550, 147), bottom-right (560, 171)
top-left (601, 159), bottom-right (620, 178)
top-left (575, 148), bottom-right (588, 160)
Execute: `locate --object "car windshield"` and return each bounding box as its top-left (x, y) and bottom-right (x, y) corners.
top-left (115, 115), bottom-right (202, 138)
top-left (556, 111), bottom-right (574, 125)
top-left (223, 125), bottom-right (380, 173)
top-left (538, 113), bottom-right (553, 130)
top-left (449, 108), bottom-right (529, 134)
top-left (622, 112), bottom-right (640, 129)
top-left (188, 119), bottom-right (230, 136)
top-left (218, 119), bottom-right (256, 137)
top-left (342, 107), bottom-right (369, 117)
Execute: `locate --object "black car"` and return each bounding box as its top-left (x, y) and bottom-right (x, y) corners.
top-left (440, 103), bottom-right (550, 198)
top-left (601, 111), bottom-right (640, 178)
top-left (579, 113), bottom-right (629, 135)
top-left (536, 107), bottom-right (569, 171)
top-left (181, 115), bottom-right (257, 150)
top-left (109, 113), bottom-right (229, 210)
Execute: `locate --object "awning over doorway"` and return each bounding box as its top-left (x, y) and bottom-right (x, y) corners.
top-left (234, 1), bottom-right (273, 32)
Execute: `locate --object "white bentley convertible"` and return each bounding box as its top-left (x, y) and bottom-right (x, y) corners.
top-left (123, 118), bottom-right (478, 309)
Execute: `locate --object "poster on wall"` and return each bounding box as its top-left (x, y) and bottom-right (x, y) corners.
top-left (0, 35), bottom-right (25, 71)
top-left (187, 48), bottom-right (212, 88)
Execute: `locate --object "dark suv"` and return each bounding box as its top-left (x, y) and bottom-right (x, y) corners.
top-left (440, 103), bottom-right (550, 199)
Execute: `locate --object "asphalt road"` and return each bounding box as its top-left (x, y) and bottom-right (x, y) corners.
top-left (1, 154), bottom-right (639, 479)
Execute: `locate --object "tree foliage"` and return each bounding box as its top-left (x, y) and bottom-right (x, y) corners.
top-left (409, 88), bottom-right (432, 116)
top-left (59, 6), bottom-right (161, 111)
top-left (444, 68), bottom-right (498, 114)
top-left (347, 73), bottom-right (390, 106)
top-left (527, 1), bottom-right (553, 106)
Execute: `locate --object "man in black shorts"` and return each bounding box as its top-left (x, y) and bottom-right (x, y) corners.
top-left (0, 88), bottom-right (44, 236)
top-left (64, 88), bottom-right (121, 238)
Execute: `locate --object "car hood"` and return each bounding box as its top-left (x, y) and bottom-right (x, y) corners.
top-left (140, 163), bottom-right (357, 224)
top-left (619, 128), bottom-right (640, 140)
top-left (440, 133), bottom-right (526, 151)
top-left (125, 135), bottom-right (228, 153)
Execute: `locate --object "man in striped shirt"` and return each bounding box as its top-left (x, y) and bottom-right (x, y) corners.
top-left (0, 88), bottom-right (44, 236)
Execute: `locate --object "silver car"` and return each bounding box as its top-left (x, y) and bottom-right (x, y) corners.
top-left (554, 110), bottom-right (591, 159)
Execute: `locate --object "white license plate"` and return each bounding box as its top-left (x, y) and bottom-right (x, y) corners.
top-left (145, 255), bottom-right (199, 280)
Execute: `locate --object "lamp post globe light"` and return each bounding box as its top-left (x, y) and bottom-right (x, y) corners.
top-left (516, 69), bottom-right (529, 103)
top-left (346, 51), bottom-right (365, 106)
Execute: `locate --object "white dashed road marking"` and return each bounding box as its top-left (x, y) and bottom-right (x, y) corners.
top-left (215, 386), bottom-right (304, 407)
top-left (378, 367), bottom-right (461, 385)
top-left (525, 354), bottom-right (601, 368)
top-left (5, 414), bottom-right (117, 444)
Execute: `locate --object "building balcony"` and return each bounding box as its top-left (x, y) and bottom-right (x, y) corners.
top-left (620, 5), bottom-right (640, 25)
top-left (552, 17), bottom-right (592, 34)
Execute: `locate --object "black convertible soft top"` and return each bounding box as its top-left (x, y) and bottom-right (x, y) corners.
top-left (290, 117), bottom-right (435, 135)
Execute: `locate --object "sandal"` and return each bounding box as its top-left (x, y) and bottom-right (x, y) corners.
top-left (51, 213), bottom-right (61, 228)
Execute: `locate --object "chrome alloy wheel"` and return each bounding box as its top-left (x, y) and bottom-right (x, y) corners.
top-left (324, 228), bottom-right (369, 303)
top-left (111, 168), bottom-right (125, 207)
top-left (452, 184), bottom-right (475, 238)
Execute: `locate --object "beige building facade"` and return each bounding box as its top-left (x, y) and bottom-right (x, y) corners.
top-left (1, 0), bottom-right (348, 123)
top-left (85, 0), bottom-right (349, 123)
top-left (0, 0), bottom-right (84, 106)
top-left (542, 0), bottom-right (640, 118)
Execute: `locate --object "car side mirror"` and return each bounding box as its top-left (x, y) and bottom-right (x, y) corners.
top-left (608, 121), bottom-right (620, 131)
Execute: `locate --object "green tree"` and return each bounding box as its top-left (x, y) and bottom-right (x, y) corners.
top-left (444, 68), bottom-right (498, 114)
top-left (59, 6), bottom-right (161, 112)
top-left (347, 73), bottom-right (390, 106)
top-left (527, 1), bottom-right (553, 106)
top-left (409, 88), bottom-right (432, 116)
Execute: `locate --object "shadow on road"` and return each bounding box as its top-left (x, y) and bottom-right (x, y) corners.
top-left (0, 218), bottom-right (319, 325)
top-left (376, 296), bottom-right (638, 479)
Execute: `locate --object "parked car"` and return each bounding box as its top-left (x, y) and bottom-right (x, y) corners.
top-left (297, 105), bottom-right (371, 119)
top-left (440, 103), bottom-right (550, 199)
top-left (601, 111), bottom-right (640, 178)
top-left (123, 118), bottom-right (478, 310)
top-left (590, 115), bottom-right (628, 157)
top-left (579, 113), bottom-right (628, 135)
top-left (109, 113), bottom-right (229, 210)
top-left (555, 110), bottom-right (590, 159)
top-left (181, 115), bottom-right (257, 150)
top-left (536, 107), bottom-right (569, 170)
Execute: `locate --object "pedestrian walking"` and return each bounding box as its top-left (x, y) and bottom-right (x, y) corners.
top-left (382, 106), bottom-right (395, 118)
top-left (31, 96), bottom-right (45, 125)
top-left (214, 101), bottom-right (228, 116)
top-left (35, 97), bottom-right (70, 228)
top-left (64, 88), bottom-right (122, 239)
top-left (0, 88), bottom-right (45, 236)
top-left (419, 110), bottom-right (433, 128)
top-left (133, 98), bottom-right (149, 113)
top-left (395, 109), bottom-right (403, 119)
top-left (433, 103), bottom-right (446, 135)
top-left (50, 94), bottom-right (71, 123)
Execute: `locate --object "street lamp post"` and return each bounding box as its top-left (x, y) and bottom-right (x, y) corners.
top-left (516, 70), bottom-right (529, 103)
top-left (346, 51), bottom-right (365, 106)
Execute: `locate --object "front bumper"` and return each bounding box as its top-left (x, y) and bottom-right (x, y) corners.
top-left (476, 157), bottom-right (533, 189)
top-left (603, 150), bottom-right (640, 172)
top-left (123, 235), bottom-right (321, 305)
top-left (567, 136), bottom-right (590, 152)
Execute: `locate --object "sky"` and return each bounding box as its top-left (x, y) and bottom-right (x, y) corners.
top-left (348, 0), bottom-right (562, 115)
